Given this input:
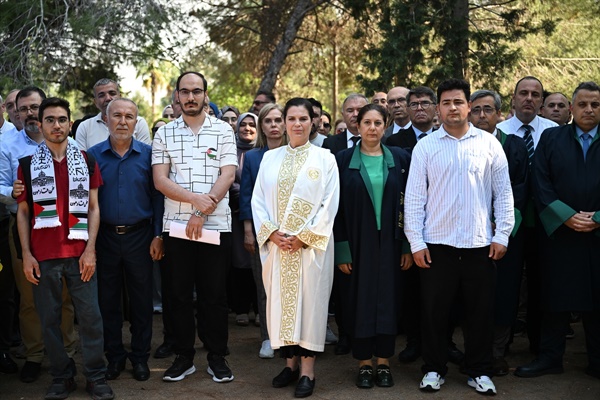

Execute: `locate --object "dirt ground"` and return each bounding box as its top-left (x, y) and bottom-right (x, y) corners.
top-left (1, 314), bottom-right (599, 400)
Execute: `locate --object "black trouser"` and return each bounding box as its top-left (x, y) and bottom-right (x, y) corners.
top-left (353, 334), bottom-right (395, 360)
top-left (164, 234), bottom-right (231, 359)
top-left (96, 224), bottom-right (153, 364)
top-left (540, 310), bottom-right (600, 369)
top-left (0, 216), bottom-right (15, 352)
top-left (523, 226), bottom-right (542, 354)
top-left (230, 267), bottom-right (257, 315)
top-left (420, 244), bottom-right (495, 378)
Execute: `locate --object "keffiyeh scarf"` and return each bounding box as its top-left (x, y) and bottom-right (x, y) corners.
top-left (29, 141), bottom-right (90, 240)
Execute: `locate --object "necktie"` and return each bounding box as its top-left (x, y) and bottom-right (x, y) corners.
top-left (418, 133), bottom-right (428, 140)
top-left (522, 125), bottom-right (534, 165)
top-left (581, 133), bottom-right (591, 161)
top-left (350, 136), bottom-right (360, 147)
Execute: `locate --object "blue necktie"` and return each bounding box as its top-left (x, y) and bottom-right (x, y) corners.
top-left (581, 133), bottom-right (591, 161)
top-left (522, 125), bottom-right (534, 165)
top-left (418, 133), bottom-right (427, 140)
top-left (350, 136), bottom-right (360, 147)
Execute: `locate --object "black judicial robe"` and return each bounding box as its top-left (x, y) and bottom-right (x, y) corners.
top-left (494, 131), bottom-right (529, 325)
top-left (533, 123), bottom-right (600, 311)
top-left (333, 143), bottom-right (411, 338)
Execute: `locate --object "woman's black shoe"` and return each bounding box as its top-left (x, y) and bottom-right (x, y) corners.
top-left (355, 365), bottom-right (374, 388)
top-left (375, 364), bottom-right (394, 387)
top-left (294, 376), bottom-right (315, 398)
top-left (272, 367), bottom-right (300, 388)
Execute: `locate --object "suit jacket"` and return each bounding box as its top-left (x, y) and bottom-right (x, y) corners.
top-left (322, 130), bottom-right (352, 155)
top-left (382, 125), bottom-right (394, 143)
top-left (385, 126), bottom-right (418, 151)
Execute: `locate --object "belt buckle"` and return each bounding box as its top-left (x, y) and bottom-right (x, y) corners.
top-left (115, 225), bottom-right (127, 235)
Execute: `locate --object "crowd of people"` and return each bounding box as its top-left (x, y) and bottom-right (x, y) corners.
top-left (0, 71), bottom-right (598, 400)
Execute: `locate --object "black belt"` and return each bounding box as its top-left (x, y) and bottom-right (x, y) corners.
top-left (101, 219), bottom-right (150, 235)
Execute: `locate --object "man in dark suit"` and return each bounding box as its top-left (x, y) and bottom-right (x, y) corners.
top-left (387, 86), bottom-right (437, 152)
top-left (323, 94), bottom-right (368, 155)
top-left (383, 86), bottom-right (411, 143)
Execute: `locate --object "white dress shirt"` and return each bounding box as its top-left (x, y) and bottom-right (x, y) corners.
top-left (392, 120), bottom-right (412, 134)
top-left (76, 112), bottom-right (151, 150)
top-left (404, 124), bottom-right (514, 253)
top-left (496, 115), bottom-right (557, 149)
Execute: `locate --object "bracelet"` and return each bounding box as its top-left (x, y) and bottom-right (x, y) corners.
top-left (154, 235), bottom-right (163, 240)
top-left (193, 209), bottom-right (207, 219)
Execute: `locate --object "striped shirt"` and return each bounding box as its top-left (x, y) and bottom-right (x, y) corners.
top-left (404, 124), bottom-right (514, 253)
top-left (151, 115), bottom-right (238, 232)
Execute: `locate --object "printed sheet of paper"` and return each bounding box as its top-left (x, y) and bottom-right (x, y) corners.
top-left (168, 220), bottom-right (220, 245)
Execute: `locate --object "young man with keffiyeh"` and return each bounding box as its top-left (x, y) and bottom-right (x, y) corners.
top-left (15, 97), bottom-right (114, 400)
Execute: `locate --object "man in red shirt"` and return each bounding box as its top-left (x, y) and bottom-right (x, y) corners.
top-left (16, 97), bottom-right (113, 400)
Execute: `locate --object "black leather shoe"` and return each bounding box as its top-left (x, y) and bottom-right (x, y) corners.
top-left (105, 359), bottom-right (126, 380)
top-left (45, 377), bottom-right (76, 400)
top-left (0, 352), bottom-right (18, 374)
top-left (154, 342), bottom-right (174, 359)
top-left (447, 346), bottom-right (465, 365)
top-left (355, 365), bottom-right (373, 389)
top-left (398, 343), bottom-right (420, 363)
top-left (493, 356), bottom-right (509, 376)
top-left (272, 366), bottom-right (300, 388)
top-left (585, 365), bottom-right (600, 379)
top-left (20, 361), bottom-right (41, 383)
top-left (514, 358), bottom-right (563, 378)
top-left (86, 378), bottom-right (114, 400)
top-left (132, 362), bottom-right (150, 381)
top-left (334, 336), bottom-right (350, 355)
top-left (375, 364), bottom-right (394, 387)
top-left (294, 375), bottom-right (315, 398)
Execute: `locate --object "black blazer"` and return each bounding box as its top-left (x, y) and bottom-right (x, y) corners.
top-left (322, 130), bottom-right (351, 155)
top-left (385, 127), bottom-right (418, 152)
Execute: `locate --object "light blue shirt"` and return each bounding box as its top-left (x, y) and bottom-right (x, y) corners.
top-left (575, 124), bottom-right (598, 140)
top-left (404, 125), bottom-right (514, 253)
top-left (0, 129), bottom-right (41, 213)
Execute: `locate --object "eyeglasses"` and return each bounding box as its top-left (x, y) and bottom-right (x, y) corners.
top-left (43, 117), bottom-right (69, 125)
top-left (387, 97), bottom-right (406, 106)
top-left (178, 88), bottom-right (205, 97)
top-left (18, 104), bottom-right (40, 113)
top-left (409, 101), bottom-right (434, 110)
top-left (322, 123), bottom-right (331, 128)
top-left (471, 106), bottom-right (496, 115)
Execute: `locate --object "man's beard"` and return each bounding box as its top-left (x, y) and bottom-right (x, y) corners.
top-left (24, 121), bottom-right (40, 134)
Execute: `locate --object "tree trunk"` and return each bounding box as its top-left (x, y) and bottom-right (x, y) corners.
top-left (452, 0), bottom-right (469, 80)
top-left (258, 0), bottom-right (322, 93)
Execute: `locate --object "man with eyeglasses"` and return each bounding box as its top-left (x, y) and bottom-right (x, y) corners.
top-left (383, 86), bottom-right (411, 142)
top-left (75, 78), bottom-right (151, 150)
top-left (250, 91), bottom-right (276, 115)
top-left (387, 86), bottom-right (437, 151)
top-left (470, 89), bottom-right (529, 376)
top-left (0, 87), bottom-right (78, 383)
top-left (152, 71), bottom-right (237, 384)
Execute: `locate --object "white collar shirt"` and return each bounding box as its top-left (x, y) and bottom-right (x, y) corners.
top-left (496, 115), bottom-right (557, 149)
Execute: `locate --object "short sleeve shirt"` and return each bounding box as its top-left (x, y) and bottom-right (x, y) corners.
top-left (152, 115), bottom-right (238, 232)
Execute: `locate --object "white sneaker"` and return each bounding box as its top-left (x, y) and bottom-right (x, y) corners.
top-left (468, 375), bottom-right (497, 395)
top-left (420, 372), bottom-right (445, 391)
top-left (259, 340), bottom-right (274, 359)
top-left (325, 324), bottom-right (338, 345)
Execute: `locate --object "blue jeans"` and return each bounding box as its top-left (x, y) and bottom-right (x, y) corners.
top-left (33, 257), bottom-right (106, 381)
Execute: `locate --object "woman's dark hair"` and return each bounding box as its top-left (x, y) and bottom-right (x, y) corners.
top-left (356, 103), bottom-right (387, 126)
top-left (283, 98), bottom-right (315, 120)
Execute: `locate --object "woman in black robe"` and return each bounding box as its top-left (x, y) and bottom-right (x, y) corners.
top-left (334, 104), bottom-right (412, 389)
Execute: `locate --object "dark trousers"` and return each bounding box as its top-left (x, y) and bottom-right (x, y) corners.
top-left (0, 216), bottom-right (15, 352)
top-left (96, 225), bottom-right (153, 364)
top-left (420, 244), bottom-right (495, 378)
top-left (164, 234), bottom-right (231, 359)
top-left (523, 227), bottom-right (542, 353)
top-left (540, 310), bottom-right (600, 369)
top-left (353, 334), bottom-right (395, 360)
top-left (230, 267), bottom-right (257, 315)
